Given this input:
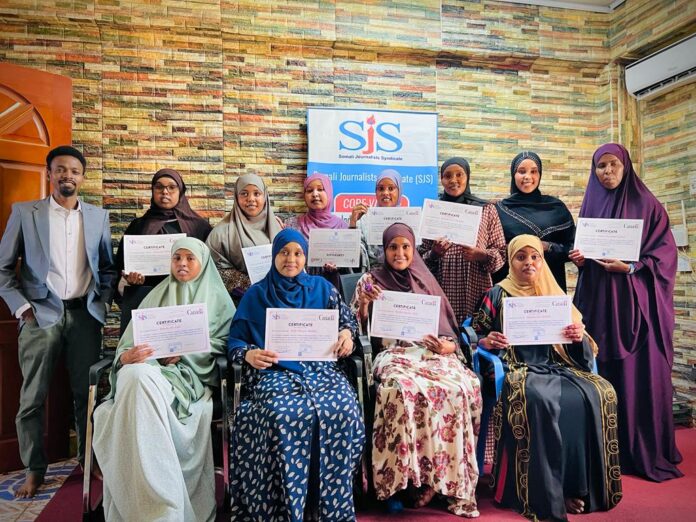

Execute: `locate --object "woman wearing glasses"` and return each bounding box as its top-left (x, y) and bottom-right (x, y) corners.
top-left (114, 168), bottom-right (212, 333)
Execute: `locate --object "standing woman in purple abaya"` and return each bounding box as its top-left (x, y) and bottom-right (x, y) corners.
top-left (570, 143), bottom-right (682, 482)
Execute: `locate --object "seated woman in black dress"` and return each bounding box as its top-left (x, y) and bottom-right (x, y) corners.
top-left (474, 234), bottom-right (622, 521)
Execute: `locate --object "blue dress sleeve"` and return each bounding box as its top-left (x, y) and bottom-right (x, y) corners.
top-left (227, 317), bottom-right (259, 365)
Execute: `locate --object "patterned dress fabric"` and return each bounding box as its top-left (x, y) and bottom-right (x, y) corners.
top-left (371, 340), bottom-right (482, 517)
top-left (420, 203), bottom-right (506, 324)
top-left (229, 288), bottom-right (365, 521)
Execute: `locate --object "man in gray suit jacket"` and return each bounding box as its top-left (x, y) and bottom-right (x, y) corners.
top-left (0, 145), bottom-right (116, 498)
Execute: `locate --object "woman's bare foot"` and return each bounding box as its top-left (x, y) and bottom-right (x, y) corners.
top-left (14, 473), bottom-right (43, 498)
top-left (414, 485), bottom-right (437, 508)
top-left (565, 497), bottom-right (585, 514)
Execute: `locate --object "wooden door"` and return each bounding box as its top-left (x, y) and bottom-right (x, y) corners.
top-left (0, 62), bottom-right (73, 472)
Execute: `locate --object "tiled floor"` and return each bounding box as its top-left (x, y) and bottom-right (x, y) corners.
top-left (0, 460), bottom-right (77, 522)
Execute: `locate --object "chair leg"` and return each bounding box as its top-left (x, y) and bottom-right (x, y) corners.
top-left (82, 383), bottom-right (98, 516)
top-left (220, 376), bottom-right (230, 511)
top-left (476, 398), bottom-right (495, 476)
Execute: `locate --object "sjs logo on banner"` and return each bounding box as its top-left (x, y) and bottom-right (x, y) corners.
top-left (307, 108), bottom-right (438, 213)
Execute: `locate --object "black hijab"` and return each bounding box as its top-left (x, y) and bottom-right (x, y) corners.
top-left (439, 157), bottom-right (487, 207)
top-left (136, 169), bottom-right (212, 239)
top-left (496, 152), bottom-right (573, 239)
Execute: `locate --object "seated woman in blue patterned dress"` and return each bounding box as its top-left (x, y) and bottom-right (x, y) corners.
top-left (227, 228), bottom-right (365, 521)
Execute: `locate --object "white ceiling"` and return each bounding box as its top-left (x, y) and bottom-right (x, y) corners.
top-left (500, 0), bottom-right (626, 12)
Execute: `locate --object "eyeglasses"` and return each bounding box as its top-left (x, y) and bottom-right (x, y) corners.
top-left (153, 183), bottom-right (179, 193)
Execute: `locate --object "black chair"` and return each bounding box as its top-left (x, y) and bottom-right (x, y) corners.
top-left (338, 272), bottom-right (374, 401)
top-left (118, 285), bottom-right (154, 336)
top-left (81, 353), bottom-right (230, 520)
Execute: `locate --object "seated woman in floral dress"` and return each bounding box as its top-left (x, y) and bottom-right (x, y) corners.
top-left (354, 223), bottom-right (482, 517)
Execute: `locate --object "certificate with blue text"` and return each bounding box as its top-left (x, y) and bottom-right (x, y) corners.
top-left (131, 303), bottom-right (210, 359)
top-left (574, 218), bottom-right (644, 261)
top-left (366, 207), bottom-right (422, 245)
top-left (264, 308), bottom-right (339, 361)
top-left (308, 228), bottom-right (361, 267)
top-left (123, 233), bottom-right (186, 276)
top-left (419, 199), bottom-right (482, 246)
top-left (503, 296), bottom-right (572, 346)
top-left (369, 290), bottom-right (441, 342)
top-left (242, 244), bottom-right (273, 284)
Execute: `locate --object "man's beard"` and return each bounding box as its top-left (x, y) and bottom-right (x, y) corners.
top-left (59, 182), bottom-right (76, 197)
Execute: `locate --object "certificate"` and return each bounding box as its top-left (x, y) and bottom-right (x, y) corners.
top-left (502, 296), bottom-right (572, 346)
top-left (131, 303), bottom-right (210, 359)
top-left (419, 198), bottom-right (482, 246)
top-left (242, 244), bottom-right (273, 284)
top-left (123, 233), bottom-right (186, 276)
top-left (574, 218), bottom-right (644, 261)
top-left (307, 228), bottom-right (361, 267)
top-left (369, 290), bottom-right (440, 342)
top-left (264, 308), bottom-right (338, 361)
top-left (366, 207), bottom-right (422, 245)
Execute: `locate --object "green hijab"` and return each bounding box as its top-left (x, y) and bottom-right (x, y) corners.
top-left (109, 237), bottom-right (235, 420)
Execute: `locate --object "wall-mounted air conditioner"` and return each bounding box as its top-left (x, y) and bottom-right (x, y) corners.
top-left (625, 33), bottom-right (696, 101)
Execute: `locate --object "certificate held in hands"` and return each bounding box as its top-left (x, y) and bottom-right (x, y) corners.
top-left (367, 207), bottom-right (422, 245)
top-left (265, 308), bottom-right (339, 361)
top-left (369, 290), bottom-right (440, 342)
top-left (574, 218), bottom-right (644, 261)
top-left (308, 228), bottom-right (361, 268)
top-left (124, 233), bottom-right (186, 276)
top-left (503, 296), bottom-right (572, 346)
top-left (420, 198), bottom-right (482, 246)
top-left (242, 244), bottom-right (273, 284)
top-left (132, 303), bottom-right (210, 359)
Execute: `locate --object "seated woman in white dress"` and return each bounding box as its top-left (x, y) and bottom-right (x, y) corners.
top-left (93, 237), bottom-right (235, 522)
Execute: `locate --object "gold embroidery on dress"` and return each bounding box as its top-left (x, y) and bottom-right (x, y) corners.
top-left (505, 364), bottom-right (533, 518)
top-left (567, 366), bottom-right (622, 508)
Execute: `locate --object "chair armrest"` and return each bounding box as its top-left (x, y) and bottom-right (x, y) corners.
top-left (214, 353), bottom-right (228, 381)
top-left (458, 320), bottom-right (478, 367)
top-left (357, 334), bottom-right (372, 356)
top-left (473, 347), bottom-right (505, 400)
top-left (460, 325), bottom-right (478, 347)
top-left (344, 354), bottom-right (364, 378)
top-left (231, 360), bottom-right (243, 385)
top-left (89, 356), bottom-right (114, 386)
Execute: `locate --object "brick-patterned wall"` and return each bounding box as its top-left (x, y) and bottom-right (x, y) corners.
top-left (0, 0), bottom-right (694, 417)
top-left (610, 0), bottom-right (696, 59)
top-left (641, 82), bottom-right (696, 413)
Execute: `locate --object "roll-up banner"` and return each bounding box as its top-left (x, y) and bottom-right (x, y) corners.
top-left (307, 107), bottom-right (439, 213)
